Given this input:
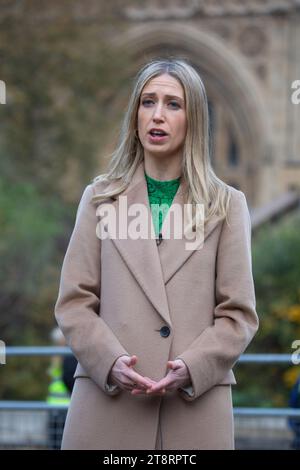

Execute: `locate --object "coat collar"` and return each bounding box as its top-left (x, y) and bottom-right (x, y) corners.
top-left (96, 160), bottom-right (221, 326)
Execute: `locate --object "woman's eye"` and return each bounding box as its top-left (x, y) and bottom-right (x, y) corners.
top-left (141, 99), bottom-right (180, 109)
top-left (142, 99), bottom-right (153, 106)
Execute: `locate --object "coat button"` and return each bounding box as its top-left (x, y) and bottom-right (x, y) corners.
top-left (159, 326), bottom-right (170, 338)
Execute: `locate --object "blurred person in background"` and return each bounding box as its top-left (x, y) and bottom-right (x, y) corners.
top-left (46, 327), bottom-right (70, 449)
top-left (62, 354), bottom-right (77, 394)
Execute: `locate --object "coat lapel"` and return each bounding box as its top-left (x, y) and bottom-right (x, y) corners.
top-left (98, 160), bottom-right (221, 326)
top-left (158, 183), bottom-right (222, 285)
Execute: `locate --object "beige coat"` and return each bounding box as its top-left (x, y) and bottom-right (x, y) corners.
top-left (54, 160), bottom-right (259, 450)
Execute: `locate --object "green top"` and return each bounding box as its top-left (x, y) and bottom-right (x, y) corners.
top-left (144, 171), bottom-right (181, 237)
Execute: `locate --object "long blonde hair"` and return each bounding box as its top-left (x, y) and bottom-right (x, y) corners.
top-left (91, 57), bottom-right (231, 232)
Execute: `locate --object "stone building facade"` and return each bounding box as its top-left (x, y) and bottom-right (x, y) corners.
top-left (1, 0), bottom-right (300, 209)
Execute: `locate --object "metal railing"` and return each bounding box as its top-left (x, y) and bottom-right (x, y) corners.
top-left (1, 348), bottom-right (300, 449)
top-left (0, 401), bottom-right (299, 417)
top-left (2, 347), bottom-right (300, 416)
top-left (4, 347), bottom-right (296, 362)
top-left (0, 346), bottom-right (300, 417)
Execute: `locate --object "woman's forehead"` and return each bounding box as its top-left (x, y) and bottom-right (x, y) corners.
top-left (142, 74), bottom-right (184, 98)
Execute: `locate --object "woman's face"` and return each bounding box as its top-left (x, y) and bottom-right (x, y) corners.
top-left (137, 73), bottom-right (187, 161)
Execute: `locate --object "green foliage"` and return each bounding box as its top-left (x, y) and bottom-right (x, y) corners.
top-left (1, 356), bottom-right (51, 401)
top-left (0, 20), bottom-right (132, 193)
top-left (0, 177), bottom-right (68, 344)
top-left (0, 176), bottom-right (70, 399)
top-left (0, 19), bottom-right (132, 399)
top-left (232, 211), bottom-right (300, 408)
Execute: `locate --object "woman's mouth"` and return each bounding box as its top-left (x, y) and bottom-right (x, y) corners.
top-left (148, 131), bottom-right (169, 143)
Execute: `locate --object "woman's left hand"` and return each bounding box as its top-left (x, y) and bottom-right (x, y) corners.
top-left (131, 359), bottom-right (191, 396)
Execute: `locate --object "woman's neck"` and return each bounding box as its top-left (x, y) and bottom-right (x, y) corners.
top-left (144, 157), bottom-right (182, 181)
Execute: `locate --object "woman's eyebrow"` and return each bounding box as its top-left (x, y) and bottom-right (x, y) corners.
top-left (141, 92), bottom-right (184, 103)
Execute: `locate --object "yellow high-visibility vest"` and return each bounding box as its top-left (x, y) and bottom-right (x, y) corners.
top-left (46, 364), bottom-right (70, 405)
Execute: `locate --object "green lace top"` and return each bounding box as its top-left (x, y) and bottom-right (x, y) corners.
top-left (144, 171), bottom-right (181, 237)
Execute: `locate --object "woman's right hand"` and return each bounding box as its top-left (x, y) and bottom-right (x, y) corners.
top-left (108, 355), bottom-right (166, 396)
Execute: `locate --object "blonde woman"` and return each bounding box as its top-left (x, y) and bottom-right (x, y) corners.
top-left (54, 58), bottom-right (259, 450)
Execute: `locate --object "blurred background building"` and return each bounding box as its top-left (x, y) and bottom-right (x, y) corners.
top-left (1, 0), bottom-right (300, 207)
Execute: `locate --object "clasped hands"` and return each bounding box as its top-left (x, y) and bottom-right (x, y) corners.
top-left (109, 355), bottom-right (191, 396)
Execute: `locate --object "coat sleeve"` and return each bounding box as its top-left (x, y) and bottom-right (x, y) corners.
top-left (176, 189), bottom-right (259, 402)
top-left (54, 184), bottom-right (130, 396)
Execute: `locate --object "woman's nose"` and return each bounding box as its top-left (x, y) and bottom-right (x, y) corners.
top-left (153, 103), bottom-right (165, 120)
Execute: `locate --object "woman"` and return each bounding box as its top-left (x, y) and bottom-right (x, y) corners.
top-left (54, 58), bottom-right (259, 450)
